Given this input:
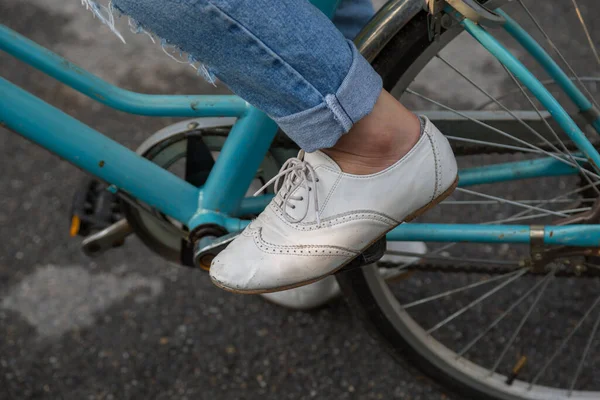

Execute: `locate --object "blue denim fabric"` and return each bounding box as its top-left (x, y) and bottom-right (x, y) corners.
top-left (333, 0), bottom-right (376, 39)
top-left (107, 0), bottom-right (382, 152)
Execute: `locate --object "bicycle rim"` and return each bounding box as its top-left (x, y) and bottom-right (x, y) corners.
top-left (339, 2), bottom-right (600, 399)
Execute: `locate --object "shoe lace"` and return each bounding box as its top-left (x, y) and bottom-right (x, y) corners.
top-left (254, 151), bottom-right (320, 225)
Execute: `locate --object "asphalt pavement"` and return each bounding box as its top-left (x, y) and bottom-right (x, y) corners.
top-left (1, 0), bottom-right (600, 399)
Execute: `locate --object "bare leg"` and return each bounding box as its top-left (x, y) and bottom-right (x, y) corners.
top-left (322, 90), bottom-right (421, 175)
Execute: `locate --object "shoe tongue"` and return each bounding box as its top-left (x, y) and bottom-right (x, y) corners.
top-left (303, 150), bottom-right (341, 172)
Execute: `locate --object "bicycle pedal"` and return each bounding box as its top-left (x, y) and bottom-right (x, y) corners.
top-left (81, 219), bottom-right (133, 257)
top-left (192, 230), bottom-right (240, 271)
top-left (70, 177), bottom-right (127, 253)
top-left (337, 237), bottom-right (387, 274)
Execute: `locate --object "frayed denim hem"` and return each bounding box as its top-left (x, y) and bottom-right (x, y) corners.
top-left (272, 40), bottom-right (382, 153)
top-left (80, 1), bottom-right (382, 153)
top-left (80, 0), bottom-right (217, 85)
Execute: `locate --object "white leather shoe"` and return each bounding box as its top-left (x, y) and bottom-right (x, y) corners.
top-left (210, 117), bottom-right (458, 294)
top-left (259, 241), bottom-right (427, 310)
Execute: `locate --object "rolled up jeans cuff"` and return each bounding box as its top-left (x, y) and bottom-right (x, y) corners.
top-left (271, 40), bottom-right (383, 153)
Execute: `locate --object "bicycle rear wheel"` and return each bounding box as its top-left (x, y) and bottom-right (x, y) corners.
top-left (339, 2), bottom-right (600, 399)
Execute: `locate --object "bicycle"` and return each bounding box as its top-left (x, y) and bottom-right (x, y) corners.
top-left (2, 0), bottom-right (600, 398)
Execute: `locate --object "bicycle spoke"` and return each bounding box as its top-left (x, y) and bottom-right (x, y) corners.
top-left (492, 207), bottom-right (591, 224)
top-left (442, 199), bottom-right (592, 205)
top-left (484, 181), bottom-right (600, 223)
top-left (564, 180), bottom-right (600, 197)
top-left (389, 183), bottom-right (599, 273)
top-left (529, 293), bottom-right (600, 388)
top-left (446, 135), bottom-right (584, 158)
top-left (406, 89), bottom-right (597, 177)
top-left (456, 188), bottom-right (570, 218)
top-left (388, 204), bottom-right (589, 262)
top-left (402, 269), bottom-right (523, 309)
top-left (391, 242), bottom-right (459, 272)
top-left (458, 268), bottom-right (556, 357)
top-left (386, 250), bottom-right (518, 267)
top-left (570, 0), bottom-right (600, 68)
top-left (500, 64), bottom-right (600, 189)
top-left (476, 77), bottom-right (600, 110)
top-left (490, 266), bottom-right (557, 375)
top-left (517, 0), bottom-right (600, 110)
top-left (368, 2), bottom-right (600, 394)
top-left (426, 268), bottom-right (529, 334)
top-left (438, 55), bottom-right (577, 161)
top-left (568, 309), bottom-right (600, 395)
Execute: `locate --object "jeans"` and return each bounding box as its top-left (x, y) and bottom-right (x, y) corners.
top-left (87, 0), bottom-right (382, 152)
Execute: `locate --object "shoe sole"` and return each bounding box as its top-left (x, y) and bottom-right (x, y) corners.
top-left (211, 176), bottom-right (459, 295)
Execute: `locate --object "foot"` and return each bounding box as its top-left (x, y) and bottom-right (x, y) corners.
top-left (259, 241), bottom-right (427, 311)
top-left (320, 92), bottom-right (422, 175)
top-left (210, 117), bottom-right (457, 294)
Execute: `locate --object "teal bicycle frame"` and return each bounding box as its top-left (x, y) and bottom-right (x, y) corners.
top-left (2, 0), bottom-right (600, 248)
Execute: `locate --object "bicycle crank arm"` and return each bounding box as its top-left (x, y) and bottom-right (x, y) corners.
top-left (193, 231), bottom-right (240, 271)
top-left (81, 219), bottom-right (132, 257)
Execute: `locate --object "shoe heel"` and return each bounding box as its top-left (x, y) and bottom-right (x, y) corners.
top-left (337, 237), bottom-right (387, 274)
top-left (404, 175), bottom-right (459, 222)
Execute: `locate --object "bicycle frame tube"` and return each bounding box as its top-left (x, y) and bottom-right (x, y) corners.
top-left (387, 224), bottom-right (600, 246)
top-left (0, 25), bottom-right (249, 118)
top-left (0, 76), bottom-right (276, 229)
top-left (218, 221), bottom-right (600, 247)
top-left (462, 19), bottom-right (600, 171)
top-left (0, 24), bottom-right (280, 218)
top-left (3, 0), bottom-right (600, 249)
top-left (187, 0), bottom-right (349, 216)
top-left (310, 0), bottom-right (343, 18)
top-left (458, 156), bottom-right (578, 186)
top-left (0, 77), bottom-right (200, 224)
top-left (198, 108), bottom-right (278, 214)
top-left (498, 10), bottom-right (600, 132)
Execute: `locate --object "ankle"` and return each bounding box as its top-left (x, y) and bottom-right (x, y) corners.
top-left (322, 114), bottom-right (421, 175)
top-left (320, 90), bottom-right (421, 175)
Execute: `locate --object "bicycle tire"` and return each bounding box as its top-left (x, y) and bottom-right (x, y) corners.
top-left (338, 9), bottom-right (575, 400)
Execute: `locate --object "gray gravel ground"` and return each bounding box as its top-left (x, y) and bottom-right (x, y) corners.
top-left (2, 0), bottom-right (600, 399)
